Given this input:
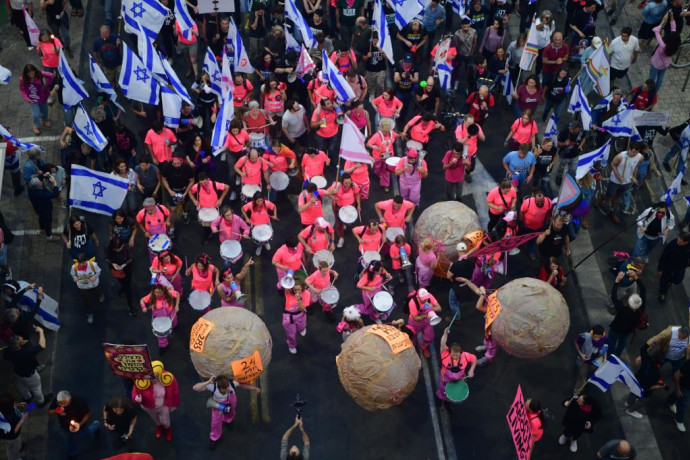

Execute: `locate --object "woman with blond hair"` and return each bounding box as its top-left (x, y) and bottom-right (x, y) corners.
top-left (416, 237), bottom-right (438, 289)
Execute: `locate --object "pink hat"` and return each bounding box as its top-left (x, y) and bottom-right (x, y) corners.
top-left (407, 149), bottom-right (419, 158)
top-left (316, 217), bottom-right (329, 229)
top-left (418, 288), bottom-right (431, 300)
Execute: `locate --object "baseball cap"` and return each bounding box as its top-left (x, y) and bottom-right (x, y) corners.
top-left (503, 211), bottom-right (517, 222)
top-left (456, 242), bottom-right (467, 252)
top-left (316, 217), bottom-right (329, 229)
top-left (403, 53), bottom-right (413, 63)
top-left (407, 149), bottom-right (419, 158)
top-left (591, 37), bottom-right (602, 49)
top-left (418, 288), bottom-right (431, 300)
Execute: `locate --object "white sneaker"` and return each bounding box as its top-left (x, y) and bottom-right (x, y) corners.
top-left (255, 246), bottom-right (262, 256)
top-left (235, 176), bottom-right (241, 186)
top-left (670, 403), bottom-right (677, 414)
top-left (229, 191), bottom-right (237, 201)
top-left (625, 410), bottom-right (643, 419)
top-left (558, 434), bottom-right (567, 445)
top-left (288, 347), bottom-right (297, 354)
top-left (476, 357), bottom-right (489, 366)
top-left (337, 237), bottom-right (344, 248)
top-left (87, 314), bottom-right (94, 324)
top-left (300, 328), bottom-right (307, 337)
top-left (475, 345), bottom-right (486, 352)
top-left (265, 243), bottom-right (271, 250)
top-left (676, 421), bottom-right (687, 432)
top-left (569, 440), bottom-right (577, 453)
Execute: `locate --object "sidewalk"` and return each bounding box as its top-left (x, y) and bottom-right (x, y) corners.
top-left (0, 4), bottom-right (88, 460)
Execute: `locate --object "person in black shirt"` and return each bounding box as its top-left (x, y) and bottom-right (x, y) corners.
top-left (490, 0), bottom-right (515, 23)
top-left (532, 138), bottom-right (556, 195)
top-left (40, 0), bottom-right (73, 56)
top-left (396, 18), bottom-right (429, 60)
top-left (161, 154), bottom-right (195, 226)
top-left (414, 77), bottom-right (441, 116)
top-left (3, 325), bottom-right (51, 407)
top-left (49, 391), bottom-right (100, 458)
top-left (542, 68), bottom-right (569, 122)
top-left (556, 121), bottom-right (585, 185)
top-left (308, 9), bottom-right (329, 39)
top-left (156, 0), bottom-right (176, 58)
top-left (0, 393), bottom-right (30, 459)
top-left (536, 215), bottom-right (570, 261)
top-left (394, 54), bottom-right (420, 123)
top-left (468, 0), bottom-right (491, 41)
top-left (445, 242), bottom-right (482, 321)
top-left (569, 3), bottom-right (599, 46)
top-left (363, 31), bottom-right (388, 98)
top-left (658, 232), bottom-right (690, 302)
top-left (668, 357), bottom-right (690, 431)
top-left (103, 396), bottom-right (137, 452)
top-left (1, 282), bottom-right (43, 342)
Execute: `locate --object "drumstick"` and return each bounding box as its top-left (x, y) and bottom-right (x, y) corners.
top-left (448, 312), bottom-right (459, 329)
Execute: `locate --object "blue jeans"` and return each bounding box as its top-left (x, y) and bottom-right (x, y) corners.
top-left (29, 102), bottom-right (49, 128)
top-left (513, 102), bottom-right (523, 119)
top-left (607, 328), bottom-right (629, 357)
top-left (448, 289), bottom-right (461, 319)
top-left (650, 65), bottom-right (667, 91)
top-left (663, 141), bottom-right (684, 174)
top-left (315, 134), bottom-right (339, 161)
top-left (632, 235), bottom-right (663, 262)
top-left (542, 98), bottom-right (566, 121)
top-left (59, 421), bottom-right (99, 456)
top-left (667, 386), bottom-right (690, 423)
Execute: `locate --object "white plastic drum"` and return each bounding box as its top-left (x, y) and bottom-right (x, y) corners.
top-left (361, 250), bottom-right (381, 266)
top-left (241, 184), bottom-right (262, 203)
top-left (385, 226), bottom-right (404, 243)
top-left (148, 234), bottom-right (172, 254)
top-left (406, 140), bottom-right (423, 152)
top-left (338, 205), bottom-right (358, 224)
top-left (372, 291), bottom-right (394, 313)
top-left (313, 249), bottom-right (335, 268)
top-left (385, 156), bottom-right (399, 172)
top-left (249, 132), bottom-right (266, 149)
top-left (252, 224), bottom-right (273, 244)
top-left (198, 207), bottom-right (219, 226)
top-left (269, 171), bottom-right (290, 191)
top-left (188, 290), bottom-right (212, 311)
top-left (220, 240), bottom-right (243, 263)
top-left (152, 316), bottom-right (173, 337)
top-left (320, 286), bottom-right (340, 305)
top-left (311, 175), bottom-right (327, 189)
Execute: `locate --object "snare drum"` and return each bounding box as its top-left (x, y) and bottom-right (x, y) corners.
top-left (372, 291), bottom-right (394, 319)
top-left (188, 290), bottom-right (212, 311)
top-left (220, 240), bottom-right (243, 263)
top-left (406, 140), bottom-right (423, 153)
top-left (310, 175), bottom-right (327, 189)
top-left (313, 249), bottom-right (335, 268)
top-left (251, 224), bottom-right (273, 245)
top-left (148, 234), bottom-right (172, 254)
top-left (241, 184), bottom-right (261, 203)
top-left (385, 226), bottom-right (404, 243)
top-left (361, 250), bottom-right (381, 266)
top-left (269, 171), bottom-right (290, 191)
top-left (320, 286), bottom-right (340, 305)
top-left (249, 132), bottom-right (266, 149)
top-left (338, 205), bottom-right (358, 225)
top-left (152, 316), bottom-right (173, 337)
top-left (385, 156), bottom-right (399, 172)
top-left (198, 207), bottom-right (219, 227)
top-left (445, 380), bottom-right (469, 403)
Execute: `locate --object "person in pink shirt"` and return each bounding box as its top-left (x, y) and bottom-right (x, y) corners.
top-left (372, 88), bottom-right (403, 124)
top-left (224, 121), bottom-right (249, 155)
top-left (352, 221), bottom-right (385, 255)
top-left (216, 262), bottom-right (254, 307)
top-left (189, 173), bottom-right (229, 242)
top-left (486, 179), bottom-right (517, 231)
top-left (145, 120), bottom-right (178, 165)
top-left (136, 198), bottom-right (171, 262)
top-left (442, 143), bottom-right (470, 201)
top-left (305, 261), bottom-right (339, 315)
top-left (150, 251), bottom-right (183, 294)
top-left (356, 261), bottom-right (393, 323)
top-left (298, 217), bottom-right (335, 257)
top-left (310, 98), bottom-right (340, 159)
top-left (416, 238), bottom-right (438, 289)
top-left (272, 236), bottom-right (305, 290)
top-left (184, 254), bottom-right (220, 294)
top-left (366, 118), bottom-right (398, 192)
top-left (401, 111), bottom-right (445, 146)
top-left (389, 234), bottom-right (412, 283)
top-left (18, 64), bottom-right (55, 135)
top-left (324, 174), bottom-right (361, 247)
top-left (140, 284), bottom-right (180, 352)
top-left (407, 288), bottom-right (442, 358)
top-left (504, 110), bottom-right (538, 151)
top-left (297, 183), bottom-right (324, 227)
top-left (395, 150), bottom-right (428, 205)
top-left (436, 327), bottom-right (477, 402)
top-left (343, 159), bottom-right (371, 200)
top-left (265, 139), bottom-right (297, 174)
top-left (211, 206), bottom-right (250, 243)
top-left (301, 147), bottom-right (330, 180)
top-left (649, 12), bottom-right (680, 91)
top-left (282, 281), bottom-right (312, 354)
top-left (232, 73), bottom-right (254, 112)
top-left (454, 115), bottom-right (485, 183)
top-left (375, 195), bottom-right (415, 229)
top-left (37, 31), bottom-right (62, 76)
top-left (241, 192), bottom-right (278, 256)
top-left (234, 148), bottom-right (271, 193)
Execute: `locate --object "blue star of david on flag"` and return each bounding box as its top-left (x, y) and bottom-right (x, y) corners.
top-left (134, 66), bottom-right (150, 83)
top-left (83, 122), bottom-right (93, 137)
top-left (92, 181), bottom-right (107, 199)
top-left (130, 2), bottom-right (145, 18)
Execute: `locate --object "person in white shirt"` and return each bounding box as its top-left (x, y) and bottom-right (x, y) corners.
top-left (609, 27), bottom-right (640, 83)
top-left (69, 252), bottom-right (104, 324)
top-left (281, 100), bottom-right (310, 153)
top-left (596, 141), bottom-right (647, 224)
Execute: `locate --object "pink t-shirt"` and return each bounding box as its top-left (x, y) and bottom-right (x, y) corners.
top-left (454, 123), bottom-right (484, 157)
top-left (442, 151), bottom-right (465, 183)
top-left (236, 156), bottom-right (268, 186)
top-left (352, 225), bottom-right (384, 253)
top-left (190, 181), bottom-right (226, 208)
top-left (486, 186), bottom-right (517, 215)
top-left (344, 160), bottom-right (369, 185)
top-left (299, 225), bottom-right (334, 252)
top-left (377, 199), bottom-right (414, 228)
top-left (306, 269), bottom-right (333, 290)
top-left (373, 95), bottom-right (403, 118)
top-left (272, 244), bottom-right (304, 271)
top-left (510, 119), bottom-right (537, 145)
top-left (297, 191), bottom-right (324, 225)
top-left (242, 200), bottom-right (275, 226)
top-left (327, 182), bottom-right (360, 207)
top-left (390, 243), bottom-right (411, 270)
top-left (38, 38), bottom-right (62, 68)
top-left (302, 152), bottom-right (329, 178)
top-left (145, 129), bottom-right (178, 164)
top-left (225, 130), bottom-right (249, 153)
top-left (367, 131), bottom-right (397, 160)
top-left (408, 115), bottom-right (435, 143)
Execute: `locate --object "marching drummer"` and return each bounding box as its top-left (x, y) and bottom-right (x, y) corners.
top-left (298, 217), bottom-right (335, 260)
top-left (212, 206), bottom-right (250, 243)
top-left (224, 121), bottom-right (250, 200)
top-left (217, 261), bottom-right (254, 308)
top-left (407, 288), bottom-right (442, 358)
top-left (151, 251), bottom-right (184, 294)
top-left (305, 260), bottom-right (339, 316)
top-left (189, 173), bottom-right (229, 242)
top-left (374, 195), bottom-right (415, 230)
top-left (137, 198), bottom-right (172, 262)
top-left (272, 236), bottom-right (305, 291)
top-left (160, 152), bottom-right (195, 229)
top-left (342, 159), bottom-right (371, 200)
top-left (356, 260), bottom-right (393, 324)
top-left (366, 117), bottom-right (398, 193)
top-left (395, 149), bottom-right (428, 206)
top-left (265, 138), bottom-right (297, 174)
top-left (301, 147), bottom-right (330, 181)
top-left (324, 173), bottom-right (361, 249)
top-left (400, 111), bottom-right (445, 148)
top-left (242, 191), bottom-right (278, 255)
top-left (352, 220), bottom-right (385, 256)
top-left (234, 148), bottom-right (271, 197)
top-left (298, 183), bottom-right (324, 227)
top-left (140, 284), bottom-right (180, 354)
top-left (283, 280), bottom-right (312, 354)
top-left (390, 234), bottom-right (412, 284)
top-left (185, 254), bottom-right (220, 297)
top-left (454, 114), bottom-right (485, 183)
top-left (436, 328), bottom-right (476, 403)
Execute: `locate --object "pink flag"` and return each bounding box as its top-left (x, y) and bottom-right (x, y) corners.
top-left (296, 45), bottom-right (315, 78)
top-left (506, 385), bottom-right (533, 460)
top-left (339, 116), bottom-right (373, 165)
top-left (23, 8), bottom-right (40, 47)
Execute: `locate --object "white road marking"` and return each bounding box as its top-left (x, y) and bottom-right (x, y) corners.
top-left (19, 135), bottom-right (62, 143)
top-left (462, 158), bottom-right (499, 231)
top-left (420, 349), bottom-right (448, 460)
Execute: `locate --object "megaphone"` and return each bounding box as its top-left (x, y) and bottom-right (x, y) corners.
top-left (287, 72), bottom-right (298, 83)
top-left (206, 397), bottom-right (232, 414)
top-left (400, 247), bottom-right (412, 269)
top-left (229, 281), bottom-right (246, 303)
top-left (335, 107), bottom-right (344, 125)
top-left (427, 310), bottom-right (442, 326)
top-left (180, 116), bottom-right (203, 129)
top-left (280, 269), bottom-right (295, 290)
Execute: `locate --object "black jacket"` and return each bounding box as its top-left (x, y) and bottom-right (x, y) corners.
top-left (609, 282), bottom-right (645, 335)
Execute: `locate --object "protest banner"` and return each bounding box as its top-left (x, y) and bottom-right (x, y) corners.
top-left (633, 109), bottom-right (670, 127)
top-left (231, 350), bottom-right (264, 384)
top-left (367, 324), bottom-right (414, 354)
top-left (103, 344), bottom-right (155, 380)
top-left (506, 385), bottom-right (533, 460)
top-left (472, 233), bottom-right (541, 258)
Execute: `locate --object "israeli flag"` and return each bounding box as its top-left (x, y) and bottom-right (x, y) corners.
top-left (544, 113), bottom-right (558, 140)
top-left (373, 0), bottom-right (394, 64)
top-left (212, 91), bottom-right (235, 156)
top-left (69, 164), bottom-right (129, 216)
top-left (322, 50), bottom-right (355, 104)
top-left (58, 49), bottom-right (88, 108)
top-left (16, 281), bottom-right (60, 331)
top-left (602, 105), bottom-right (636, 138)
top-left (436, 62), bottom-right (453, 91)
top-left (576, 140), bottom-right (611, 180)
top-left (88, 55), bottom-right (125, 111)
top-left (137, 24), bottom-right (167, 83)
top-left (662, 165), bottom-right (685, 205)
top-left (502, 70), bottom-right (514, 104)
top-left (221, 50), bottom-right (234, 100)
top-left (162, 86), bottom-right (182, 128)
top-left (588, 354), bottom-right (644, 398)
top-left (286, 0), bottom-right (317, 48)
top-left (567, 80), bottom-right (592, 130)
top-left (394, 0), bottom-right (426, 29)
top-left (285, 25), bottom-right (301, 54)
top-left (679, 126), bottom-right (690, 163)
top-left (230, 18), bottom-right (254, 74)
top-left (0, 123), bottom-right (42, 151)
top-left (203, 48), bottom-right (223, 99)
top-left (160, 54), bottom-right (194, 107)
top-left (174, 0), bottom-right (195, 35)
top-left (73, 103), bottom-right (108, 152)
top-left (119, 42), bottom-right (160, 106)
top-left (121, 0), bottom-right (169, 38)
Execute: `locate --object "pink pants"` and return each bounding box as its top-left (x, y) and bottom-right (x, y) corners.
top-left (143, 405), bottom-right (171, 428)
top-left (355, 180), bottom-right (370, 200)
top-left (358, 286), bottom-right (383, 321)
top-left (275, 267), bottom-right (298, 290)
top-left (408, 318), bottom-right (434, 349)
top-left (282, 311), bottom-right (306, 349)
top-left (209, 392), bottom-right (237, 441)
top-left (373, 159), bottom-right (390, 187)
top-left (483, 336), bottom-right (498, 361)
top-left (310, 289), bottom-right (335, 313)
top-left (152, 311), bottom-right (177, 348)
top-left (399, 176), bottom-right (421, 205)
top-left (471, 265), bottom-right (494, 290)
top-left (415, 259), bottom-right (435, 288)
top-left (166, 274), bottom-right (183, 294)
top-left (436, 369), bottom-right (465, 402)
